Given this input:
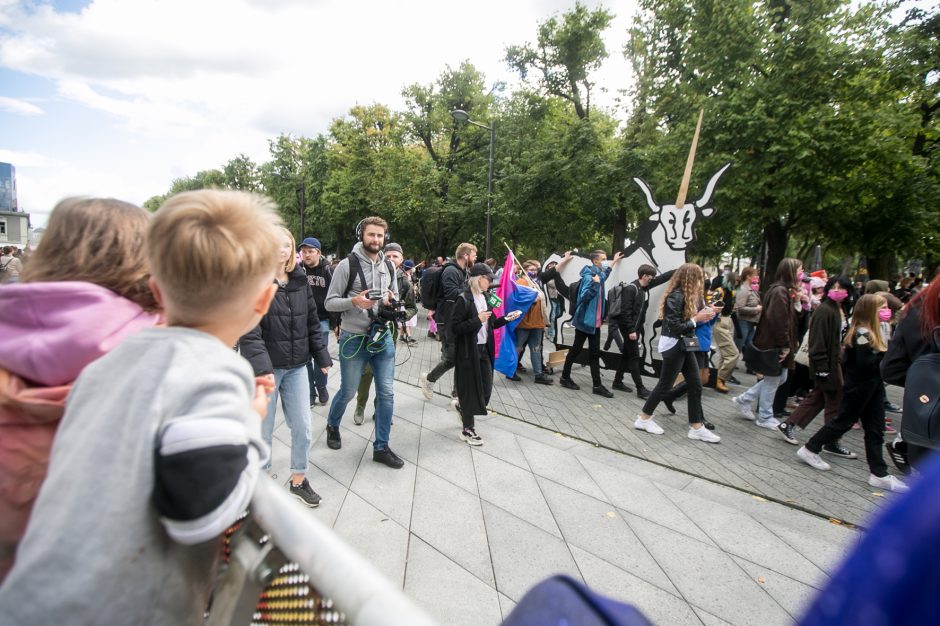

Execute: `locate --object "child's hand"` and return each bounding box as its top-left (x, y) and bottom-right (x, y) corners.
top-left (253, 374), bottom-right (275, 419)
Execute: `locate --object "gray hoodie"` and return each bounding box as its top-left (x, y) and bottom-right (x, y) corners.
top-left (325, 242), bottom-right (398, 334)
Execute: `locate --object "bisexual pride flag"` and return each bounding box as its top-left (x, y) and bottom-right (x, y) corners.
top-left (493, 252), bottom-right (538, 378)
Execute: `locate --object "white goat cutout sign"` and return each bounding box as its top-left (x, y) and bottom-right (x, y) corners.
top-left (545, 161), bottom-right (731, 374)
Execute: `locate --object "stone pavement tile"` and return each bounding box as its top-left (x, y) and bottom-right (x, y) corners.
top-left (348, 450), bottom-right (417, 528)
top-left (416, 427), bottom-right (479, 495)
top-left (759, 520), bottom-right (857, 576)
top-left (497, 593), bottom-right (516, 621)
top-left (411, 468), bottom-right (494, 587)
top-left (577, 456), bottom-right (714, 545)
top-left (419, 400), bottom-right (464, 436)
top-left (569, 546), bottom-right (701, 626)
top-left (732, 556), bottom-right (816, 620)
top-left (377, 414), bottom-right (421, 465)
top-left (572, 444), bottom-right (696, 491)
top-left (693, 606), bottom-right (734, 625)
top-left (266, 429), bottom-right (294, 480)
top-left (516, 437), bottom-right (608, 501)
top-left (310, 425), bottom-right (370, 487)
top-left (655, 483), bottom-right (826, 586)
top-left (473, 425), bottom-right (530, 470)
top-left (403, 536), bottom-right (502, 626)
top-left (481, 501), bottom-right (583, 603)
top-left (473, 450), bottom-right (560, 537)
top-left (625, 513), bottom-right (791, 626)
top-left (333, 491), bottom-right (410, 587)
top-left (537, 478), bottom-right (678, 595)
top-left (486, 416), bottom-right (582, 451)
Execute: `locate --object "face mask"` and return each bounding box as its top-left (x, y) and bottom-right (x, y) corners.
top-left (828, 289), bottom-right (848, 303)
top-left (600, 260), bottom-right (610, 270)
top-left (797, 271), bottom-right (805, 282)
top-left (750, 281), bottom-right (759, 290)
top-left (527, 270), bottom-right (537, 278)
top-left (878, 308), bottom-right (892, 322)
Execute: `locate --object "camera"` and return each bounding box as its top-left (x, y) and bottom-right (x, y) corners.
top-left (382, 298), bottom-right (408, 322)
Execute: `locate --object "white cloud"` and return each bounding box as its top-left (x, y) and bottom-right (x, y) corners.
top-left (0, 95), bottom-right (43, 115)
top-left (0, 149), bottom-right (54, 167)
top-left (0, 0), bottom-right (637, 223)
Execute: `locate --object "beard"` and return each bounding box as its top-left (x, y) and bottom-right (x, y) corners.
top-left (362, 240), bottom-right (382, 254)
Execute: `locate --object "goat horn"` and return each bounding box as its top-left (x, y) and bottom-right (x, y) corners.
top-left (694, 162), bottom-right (732, 208)
top-left (675, 109), bottom-right (704, 208)
top-left (633, 178), bottom-right (660, 213)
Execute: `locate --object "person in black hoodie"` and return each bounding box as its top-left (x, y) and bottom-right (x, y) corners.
top-left (299, 237), bottom-right (333, 407)
top-left (240, 227), bottom-right (333, 507)
top-left (611, 264), bottom-right (675, 399)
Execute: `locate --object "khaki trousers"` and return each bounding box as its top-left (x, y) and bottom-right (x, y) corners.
top-left (713, 316), bottom-right (740, 382)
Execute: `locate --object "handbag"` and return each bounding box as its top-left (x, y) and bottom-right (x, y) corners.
top-left (680, 336), bottom-right (700, 351)
top-left (794, 333), bottom-right (811, 367)
top-left (744, 342), bottom-right (783, 376)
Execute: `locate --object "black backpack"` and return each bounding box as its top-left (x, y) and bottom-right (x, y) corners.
top-left (420, 265), bottom-right (444, 309)
top-left (606, 282), bottom-right (627, 321)
top-left (901, 327), bottom-right (940, 450)
top-left (344, 253), bottom-right (395, 299)
top-left (567, 279), bottom-right (582, 316)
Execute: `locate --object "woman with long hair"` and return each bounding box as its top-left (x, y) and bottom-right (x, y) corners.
top-left (732, 258), bottom-right (803, 429)
top-left (239, 227), bottom-right (332, 507)
top-left (797, 294), bottom-right (908, 492)
top-left (734, 266), bottom-right (762, 352)
top-left (635, 263), bottom-right (720, 442)
top-left (0, 198), bottom-right (160, 583)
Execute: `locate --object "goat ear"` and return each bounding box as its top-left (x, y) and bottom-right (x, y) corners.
top-left (648, 213), bottom-right (661, 222)
top-left (700, 207), bottom-right (715, 217)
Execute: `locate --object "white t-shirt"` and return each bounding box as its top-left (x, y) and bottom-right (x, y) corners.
top-left (473, 293), bottom-right (488, 345)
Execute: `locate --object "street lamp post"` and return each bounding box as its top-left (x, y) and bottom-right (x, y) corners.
top-left (451, 109), bottom-right (494, 260)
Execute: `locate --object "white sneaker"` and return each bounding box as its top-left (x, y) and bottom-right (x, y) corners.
top-left (460, 428), bottom-right (483, 446)
top-left (732, 395), bottom-right (755, 420)
top-left (755, 417), bottom-right (781, 430)
top-left (634, 416), bottom-right (664, 435)
top-left (418, 373), bottom-right (433, 400)
top-left (688, 426), bottom-right (721, 443)
top-left (797, 446), bottom-right (831, 471)
top-left (868, 474), bottom-right (910, 493)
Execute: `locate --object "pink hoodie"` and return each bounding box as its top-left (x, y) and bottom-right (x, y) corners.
top-left (0, 281), bottom-right (159, 582)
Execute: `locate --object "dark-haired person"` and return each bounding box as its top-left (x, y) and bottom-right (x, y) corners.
top-left (611, 264), bottom-right (675, 400)
top-left (299, 236), bottom-right (334, 407)
top-left (710, 271), bottom-right (740, 393)
top-left (776, 276), bottom-right (855, 460)
top-left (636, 263), bottom-right (721, 443)
top-left (734, 266), bottom-right (762, 353)
top-left (732, 258), bottom-right (803, 430)
top-left (559, 250), bottom-right (623, 398)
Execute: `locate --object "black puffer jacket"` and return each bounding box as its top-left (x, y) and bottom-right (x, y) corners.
top-left (239, 266), bottom-right (333, 375)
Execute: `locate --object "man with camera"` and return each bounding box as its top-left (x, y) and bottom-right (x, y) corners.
top-left (324, 216), bottom-right (404, 469)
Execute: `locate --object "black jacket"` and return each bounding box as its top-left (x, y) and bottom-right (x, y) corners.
top-left (617, 269), bottom-right (675, 333)
top-left (302, 258), bottom-right (333, 322)
top-left (450, 291), bottom-right (509, 418)
top-left (882, 305), bottom-right (933, 386)
top-left (239, 267), bottom-right (333, 375)
top-left (806, 299), bottom-right (843, 392)
top-left (844, 328), bottom-right (885, 381)
top-left (659, 289), bottom-right (696, 339)
top-left (434, 261), bottom-right (468, 336)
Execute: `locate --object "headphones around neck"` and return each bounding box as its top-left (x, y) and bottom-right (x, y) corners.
top-left (355, 218), bottom-right (390, 245)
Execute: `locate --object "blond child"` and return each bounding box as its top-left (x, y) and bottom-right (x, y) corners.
top-left (0, 190), bottom-right (283, 624)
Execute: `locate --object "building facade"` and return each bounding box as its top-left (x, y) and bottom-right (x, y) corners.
top-left (0, 163), bottom-right (16, 213)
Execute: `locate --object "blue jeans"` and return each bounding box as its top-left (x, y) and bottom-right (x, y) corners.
top-left (736, 319), bottom-right (757, 352)
top-left (739, 368), bottom-right (788, 421)
top-left (327, 329), bottom-right (395, 450)
top-left (306, 318), bottom-right (331, 401)
top-left (262, 365), bottom-right (312, 474)
top-left (515, 327), bottom-right (544, 376)
top-left (547, 300), bottom-right (561, 342)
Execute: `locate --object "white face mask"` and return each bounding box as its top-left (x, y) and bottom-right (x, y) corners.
top-left (600, 260), bottom-right (610, 270)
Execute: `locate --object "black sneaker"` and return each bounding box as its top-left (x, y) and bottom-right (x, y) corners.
top-left (728, 376), bottom-right (741, 385)
top-left (637, 387), bottom-right (650, 400)
top-left (460, 428), bottom-right (483, 446)
top-left (373, 447), bottom-right (404, 469)
top-left (517, 364), bottom-right (527, 373)
top-left (778, 422), bottom-right (798, 445)
top-left (663, 398), bottom-right (676, 414)
top-left (701, 419), bottom-right (716, 431)
top-left (326, 426), bottom-right (342, 450)
top-left (534, 374), bottom-right (554, 385)
top-left (593, 385), bottom-right (614, 398)
top-left (289, 478), bottom-right (322, 507)
top-left (885, 401), bottom-right (902, 414)
top-left (885, 441), bottom-right (911, 476)
top-left (822, 442), bottom-right (858, 459)
top-left (507, 373), bottom-right (522, 382)
top-left (560, 377), bottom-right (580, 390)
top-left (317, 386), bottom-right (329, 405)
top-left (612, 381), bottom-right (633, 393)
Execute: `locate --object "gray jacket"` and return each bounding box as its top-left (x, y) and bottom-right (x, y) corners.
top-left (325, 242), bottom-right (398, 334)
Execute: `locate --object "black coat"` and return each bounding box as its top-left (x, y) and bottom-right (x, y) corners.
top-left (806, 299), bottom-right (843, 392)
top-left (450, 291), bottom-right (509, 418)
top-left (239, 266), bottom-right (333, 375)
top-left (617, 270), bottom-right (675, 333)
top-left (302, 258), bottom-right (333, 322)
top-left (435, 261), bottom-right (468, 340)
top-left (660, 289), bottom-right (696, 339)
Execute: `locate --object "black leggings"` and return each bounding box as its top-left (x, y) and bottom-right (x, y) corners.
top-left (562, 329), bottom-right (602, 386)
top-left (460, 345), bottom-right (493, 430)
top-left (642, 343), bottom-right (702, 425)
top-left (614, 328), bottom-right (644, 390)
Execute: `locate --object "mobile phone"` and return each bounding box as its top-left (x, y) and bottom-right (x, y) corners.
top-left (367, 289), bottom-right (383, 300)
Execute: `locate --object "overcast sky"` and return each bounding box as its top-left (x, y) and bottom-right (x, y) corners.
top-left (0, 0), bottom-right (636, 226)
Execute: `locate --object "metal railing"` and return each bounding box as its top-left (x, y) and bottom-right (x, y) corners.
top-left (206, 476), bottom-right (438, 626)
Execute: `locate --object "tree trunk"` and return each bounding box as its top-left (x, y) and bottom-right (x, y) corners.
top-left (762, 220), bottom-right (789, 286)
top-left (866, 253), bottom-right (895, 281)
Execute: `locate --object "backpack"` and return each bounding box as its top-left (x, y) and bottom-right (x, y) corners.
top-left (901, 327), bottom-right (940, 450)
top-left (606, 282), bottom-right (627, 321)
top-left (343, 253), bottom-right (395, 301)
top-left (420, 262), bottom-right (458, 310)
top-left (0, 257), bottom-right (11, 276)
top-left (567, 279), bottom-right (582, 316)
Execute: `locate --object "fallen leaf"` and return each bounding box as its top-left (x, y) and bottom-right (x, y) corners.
top-left (751, 495), bottom-right (768, 502)
top-left (828, 518), bottom-right (844, 526)
top-left (757, 576), bottom-right (766, 585)
top-left (872, 492), bottom-right (885, 498)
top-left (591, 404), bottom-right (602, 409)
top-left (606, 511), bottom-right (616, 518)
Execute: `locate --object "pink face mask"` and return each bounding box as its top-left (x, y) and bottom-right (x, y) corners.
top-left (750, 281), bottom-right (759, 290)
top-left (797, 271), bottom-right (805, 282)
top-left (878, 308), bottom-right (892, 322)
top-left (828, 289), bottom-right (848, 303)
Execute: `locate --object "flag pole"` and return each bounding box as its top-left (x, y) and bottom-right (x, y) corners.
top-left (675, 108), bottom-right (704, 209)
top-left (503, 242), bottom-right (539, 289)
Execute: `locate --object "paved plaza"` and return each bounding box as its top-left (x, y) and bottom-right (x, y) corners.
top-left (260, 324), bottom-right (905, 625)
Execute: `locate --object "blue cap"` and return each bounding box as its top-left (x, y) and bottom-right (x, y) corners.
top-left (299, 237), bottom-right (321, 250)
top-left (403, 259), bottom-right (415, 269)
